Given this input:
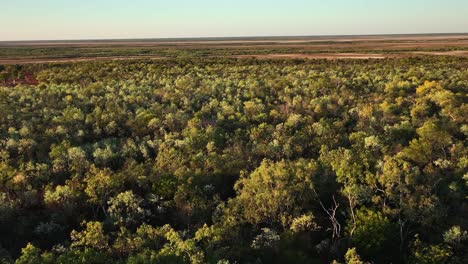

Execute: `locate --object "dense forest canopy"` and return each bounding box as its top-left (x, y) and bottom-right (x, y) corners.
top-left (0, 57), bottom-right (467, 263)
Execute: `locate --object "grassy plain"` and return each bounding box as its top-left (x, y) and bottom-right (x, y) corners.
top-left (1, 34), bottom-right (468, 64)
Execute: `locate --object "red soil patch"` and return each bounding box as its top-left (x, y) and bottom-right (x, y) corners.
top-left (2, 72), bottom-right (38, 87)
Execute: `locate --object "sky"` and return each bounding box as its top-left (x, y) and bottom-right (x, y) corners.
top-left (1, 0), bottom-right (468, 41)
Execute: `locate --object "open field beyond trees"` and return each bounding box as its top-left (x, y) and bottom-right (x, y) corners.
top-left (1, 34), bottom-right (468, 64)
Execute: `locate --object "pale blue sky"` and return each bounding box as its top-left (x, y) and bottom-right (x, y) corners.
top-left (1, 0), bottom-right (467, 40)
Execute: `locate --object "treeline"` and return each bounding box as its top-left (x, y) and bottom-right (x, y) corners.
top-left (0, 57), bottom-right (467, 263)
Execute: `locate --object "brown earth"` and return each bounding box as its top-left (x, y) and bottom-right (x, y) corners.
top-left (1, 72), bottom-right (38, 87)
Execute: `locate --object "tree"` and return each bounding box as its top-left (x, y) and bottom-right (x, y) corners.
top-left (67, 147), bottom-right (89, 176)
top-left (107, 190), bottom-right (147, 227)
top-left (56, 248), bottom-right (109, 264)
top-left (402, 120), bottom-right (452, 165)
top-left (320, 147), bottom-right (371, 238)
top-left (251, 228), bottom-right (280, 250)
top-left (348, 208), bottom-right (392, 257)
top-left (410, 235), bottom-right (452, 264)
top-left (290, 213), bottom-right (319, 233)
top-left (43, 182), bottom-right (79, 213)
top-left (84, 165), bottom-right (117, 216)
top-left (15, 244), bottom-right (42, 264)
top-left (71, 221), bottom-right (109, 251)
top-left (344, 248), bottom-right (365, 264)
top-left (229, 159), bottom-right (317, 227)
top-left (158, 225), bottom-right (205, 264)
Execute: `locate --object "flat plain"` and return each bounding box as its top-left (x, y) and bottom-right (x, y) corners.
top-left (1, 33), bottom-right (468, 64)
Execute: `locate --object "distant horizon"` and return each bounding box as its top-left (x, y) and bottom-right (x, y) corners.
top-left (1, 32), bottom-right (468, 43)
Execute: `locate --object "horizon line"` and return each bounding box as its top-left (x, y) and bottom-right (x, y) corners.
top-left (1, 32), bottom-right (467, 43)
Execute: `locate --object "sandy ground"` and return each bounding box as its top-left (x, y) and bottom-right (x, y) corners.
top-left (411, 50), bottom-right (468, 56)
